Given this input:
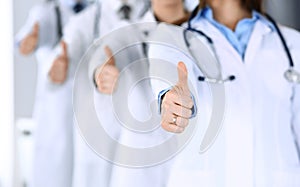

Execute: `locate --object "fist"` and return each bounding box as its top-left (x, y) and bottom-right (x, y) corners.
top-left (19, 22), bottom-right (39, 55)
top-left (49, 41), bottom-right (69, 84)
top-left (161, 62), bottom-right (194, 133)
top-left (94, 46), bottom-right (119, 94)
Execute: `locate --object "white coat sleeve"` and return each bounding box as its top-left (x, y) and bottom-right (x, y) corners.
top-left (63, 5), bottom-right (96, 80)
top-left (43, 5), bottom-right (95, 83)
top-left (14, 4), bottom-right (44, 46)
top-left (15, 2), bottom-right (58, 50)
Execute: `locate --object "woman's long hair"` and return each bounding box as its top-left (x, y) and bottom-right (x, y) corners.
top-left (199, 0), bottom-right (263, 13)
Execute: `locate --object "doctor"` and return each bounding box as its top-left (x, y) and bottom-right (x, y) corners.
top-left (15, 0), bottom-right (87, 187)
top-left (47, 1), bottom-right (151, 186)
top-left (91, 0), bottom-right (196, 186)
top-left (150, 0), bottom-right (300, 186)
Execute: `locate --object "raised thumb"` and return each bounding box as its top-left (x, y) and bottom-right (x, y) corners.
top-left (177, 61), bottom-right (189, 90)
top-left (32, 22), bottom-right (39, 35)
top-left (104, 45), bottom-right (115, 66)
top-left (61, 40), bottom-right (68, 57)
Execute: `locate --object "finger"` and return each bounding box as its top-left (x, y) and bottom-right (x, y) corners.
top-left (104, 45), bottom-right (115, 66)
top-left (101, 66), bottom-right (119, 76)
top-left (177, 61), bottom-right (189, 91)
top-left (60, 40), bottom-right (68, 58)
top-left (168, 103), bottom-right (192, 119)
top-left (173, 95), bottom-right (194, 109)
top-left (98, 85), bottom-right (114, 94)
top-left (98, 82), bottom-right (116, 89)
top-left (161, 110), bottom-right (189, 126)
top-left (164, 91), bottom-right (194, 109)
top-left (174, 117), bottom-right (189, 128)
top-left (99, 78), bottom-right (117, 87)
top-left (32, 22), bottom-right (39, 36)
top-left (161, 122), bottom-right (184, 133)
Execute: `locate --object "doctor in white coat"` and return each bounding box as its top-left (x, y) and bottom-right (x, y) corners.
top-left (90, 0), bottom-right (198, 186)
top-left (15, 0), bottom-right (87, 186)
top-left (47, 0), bottom-right (151, 186)
top-left (149, 0), bottom-right (300, 186)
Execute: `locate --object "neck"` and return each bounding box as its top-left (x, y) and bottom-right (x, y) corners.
top-left (209, 1), bottom-right (251, 31)
top-left (152, 2), bottom-right (188, 24)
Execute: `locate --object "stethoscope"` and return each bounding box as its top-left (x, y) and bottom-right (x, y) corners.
top-left (54, 0), bottom-right (63, 41)
top-left (184, 7), bottom-right (300, 84)
top-left (184, 7), bottom-right (300, 162)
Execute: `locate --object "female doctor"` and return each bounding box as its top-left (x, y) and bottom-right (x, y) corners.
top-left (150, 0), bottom-right (300, 186)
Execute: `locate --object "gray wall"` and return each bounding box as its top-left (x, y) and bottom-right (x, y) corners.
top-left (14, 0), bottom-right (41, 119)
top-left (265, 0), bottom-right (300, 31)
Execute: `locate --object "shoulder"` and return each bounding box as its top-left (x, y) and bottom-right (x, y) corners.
top-left (280, 25), bottom-right (300, 48)
top-left (278, 25), bottom-right (300, 68)
top-left (29, 2), bottom-right (55, 15)
top-left (71, 4), bottom-right (97, 22)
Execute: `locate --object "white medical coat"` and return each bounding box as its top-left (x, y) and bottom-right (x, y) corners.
top-left (49, 1), bottom-right (151, 187)
top-left (86, 9), bottom-right (184, 187)
top-left (148, 18), bottom-right (300, 187)
top-left (15, 1), bottom-right (83, 187)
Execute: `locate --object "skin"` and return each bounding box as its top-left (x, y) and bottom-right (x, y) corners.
top-left (95, 0), bottom-right (189, 94)
top-left (19, 22), bottom-right (39, 55)
top-left (95, 46), bottom-right (119, 94)
top-left (152, 0), bottom-right (189, 24)
top-left (209, 0), bottom-right (252, 30)
top-left (161, 62), bottom-right (193, 133)
top-left (48, 0), bottom-right (84, 84)
top-left (161, 0), bottom-right (254, 133)
top-left (49, 41), bottom-right (69, 84)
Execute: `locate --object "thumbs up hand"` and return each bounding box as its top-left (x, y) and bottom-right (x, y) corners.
top-left (161, 62), bottom-right (194, 133)
top-left (19, 22), bottom-right (39, 55)
top-left (49, 41), bottom-right (69, 84)
top-left (94, 46), bottom-right (120, 94)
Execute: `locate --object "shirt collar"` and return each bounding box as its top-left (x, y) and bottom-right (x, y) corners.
top-left (106, 0), bottom-right (136, 13)
top-left (58, 0), bottom-right (87, 8)
top-left (192, 6), bottom-right (275, 31)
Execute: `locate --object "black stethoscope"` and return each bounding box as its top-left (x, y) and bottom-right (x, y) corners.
top-left (184, 7), bottom-right (300, 84)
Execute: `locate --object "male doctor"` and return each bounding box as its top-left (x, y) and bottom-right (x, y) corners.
top-left (15, 0), bottom-right (87, 186)
top-left (46, 0), bottom-right (151, 186)
top-left (90, 0), bottom-right (197, 186)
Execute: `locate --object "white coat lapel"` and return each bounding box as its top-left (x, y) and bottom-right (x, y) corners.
top-left (244, 20), bottom-right (272, 65)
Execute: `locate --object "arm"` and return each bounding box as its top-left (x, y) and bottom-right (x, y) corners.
top-left (148, 42), bottom-right (198, 133)
top-left (47, 6), bottom-right (95, 84)
top-left (16, 2), bottom-right (61, 57)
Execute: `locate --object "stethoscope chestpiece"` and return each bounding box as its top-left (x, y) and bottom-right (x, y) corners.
top-left (284, 68), bottom-right (300, 84)
top-left (198, 75), bottom-right (236, 84)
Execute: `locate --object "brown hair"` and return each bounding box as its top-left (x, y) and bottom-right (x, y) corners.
top-left (199, 0), bottom-right (263, 13)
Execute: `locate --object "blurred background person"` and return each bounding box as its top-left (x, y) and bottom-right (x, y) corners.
top-left (47, 0), bottom-right (151, 186)
top-left (14, 0), bottom-right (88, 187)
top-left (90, 0), bottom-right (197, 186)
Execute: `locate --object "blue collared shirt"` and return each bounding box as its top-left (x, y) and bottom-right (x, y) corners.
top-left (201, 7), bottom-right (259, 58)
